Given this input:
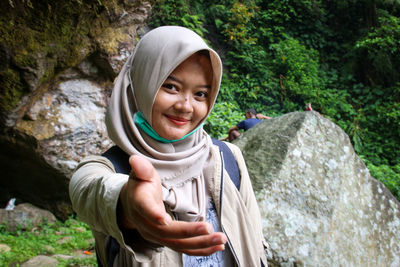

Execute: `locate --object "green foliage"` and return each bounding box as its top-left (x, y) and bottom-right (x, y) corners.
top-left (216, 1), bottom-right (258, 44)
top-left (269, 37), bottom-right (322, 112)
top-left (57, 256), bottom-right (97, 267)
top-left (346, 83), bottom-right (400, 165)
top-left (204, 101), bottom-right (243, 139)
top-left (0, 217), bottom-right (96, 266)
top-left (148, 0), bottom-right (400, 200)
top-left (353, 10), bottom-right (400, 86)
top-left (254, 0), bottom-right (328, 49)
top-left (366, 162), bottom-right (400, 200)
top-left (148, 0), bottom-right (208, 36)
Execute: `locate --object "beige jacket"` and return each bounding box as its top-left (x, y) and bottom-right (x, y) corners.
top-left (69, 142), bottom-right (268, 267)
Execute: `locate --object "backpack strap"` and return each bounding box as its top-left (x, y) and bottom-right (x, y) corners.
top-left (212, 138), bottom-right (241, 190)
top-left (100, 146), bottom-right (128, 266)
top-left (102, 146), bottom-right (130, 175)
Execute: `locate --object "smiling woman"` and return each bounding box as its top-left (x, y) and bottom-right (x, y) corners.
top-left (69, 26), bottom-right (267, 267)
top-left (152, 52), bottom-right (212, 140)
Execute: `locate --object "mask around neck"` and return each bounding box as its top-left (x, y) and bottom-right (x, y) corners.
top-left (134, 112), bottom-right (203, 143)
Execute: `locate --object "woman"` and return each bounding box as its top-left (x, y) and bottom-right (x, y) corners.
top-left (69, 26), bottom-right (267, 267)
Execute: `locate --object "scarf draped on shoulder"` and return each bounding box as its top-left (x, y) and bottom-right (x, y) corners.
top-left (105, 26), bottom-right (222, 222)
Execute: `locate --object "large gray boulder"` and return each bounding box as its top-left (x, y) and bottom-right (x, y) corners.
top-left (234, 111), bottom-right (400, 266)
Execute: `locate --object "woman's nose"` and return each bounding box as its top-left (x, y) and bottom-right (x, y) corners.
top-left (174, 94), bottom-right (193, 112)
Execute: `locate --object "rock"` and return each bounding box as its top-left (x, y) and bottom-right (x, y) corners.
top-left (56, 236), bottom-right (73, 244)
top-left (20, 255), bottom-right (58, 267)
top-left (15, 203), bottom-right (56, 223)
top-left (16, 79), bottom-right (112, 174)
top-left (54, 249), bottom-right (94, 259)
top-left (94, 1), bottom-right (153, 73)
top-left (0, 203), bottom-right (56, 232)
top-left (74, 226), bottom-right (87, 233)
top-left (0, 78), bottom-right (112, 219)
top-left (0, 0), bottom-right (154, 219)
top-left (86, 237), bottom-right (95, 245)
top-left (52, 254), bottom-right (74, 260)
top-left (234, 111), bottom-right (400, 266)
top-left (45, 245), bottom-right (56, 253)
top-left (0, 243), bottom-right (11, 253)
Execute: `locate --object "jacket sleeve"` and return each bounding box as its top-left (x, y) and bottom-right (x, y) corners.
top-left (225, 143), bottom-right (269, 266)
top-left (69, 155), bottom-right (158, 262)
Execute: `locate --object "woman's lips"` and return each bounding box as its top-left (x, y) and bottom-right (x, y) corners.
top-left (165, 114), bottom-right (190, 126)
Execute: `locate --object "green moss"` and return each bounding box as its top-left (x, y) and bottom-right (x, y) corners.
top-left (0, 68), bottom-right (26, 111)
top-left (0, 0), bottom-right (109, 111)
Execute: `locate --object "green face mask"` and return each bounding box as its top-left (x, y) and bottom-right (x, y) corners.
top-left (134, 112), bottom-right (203, 143)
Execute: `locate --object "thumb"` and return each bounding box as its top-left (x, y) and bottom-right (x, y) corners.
top-left (127, 155), bottom-right (172, 226)
top-left (129, 155), bottom-right (158, 182)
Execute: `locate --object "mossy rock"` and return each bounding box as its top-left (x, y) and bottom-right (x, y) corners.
top-left (0, 0), bottom-right (110, 112)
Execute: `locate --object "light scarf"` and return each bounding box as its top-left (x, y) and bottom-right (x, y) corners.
top-left (105, 26), bottom-right (222, 222)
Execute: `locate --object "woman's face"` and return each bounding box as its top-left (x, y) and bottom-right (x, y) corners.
top-left (152, 53), bottom-right (213, 140)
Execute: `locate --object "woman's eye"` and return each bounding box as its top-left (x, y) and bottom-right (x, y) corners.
top-left (195, 91), bottom-right (208, 99)
top-left (162, 83), bottom-right (177, 91)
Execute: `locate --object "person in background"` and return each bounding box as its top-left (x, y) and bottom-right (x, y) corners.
top-left (256, 113), bottom-right (271, 120)
top-left (228, 108), bottom-right (270, 142)
top-left (69, 26), bottom-right (267, 267)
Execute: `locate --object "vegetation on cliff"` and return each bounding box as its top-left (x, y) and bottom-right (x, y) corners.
top-left (0, 0), bottom-right (148, 113)
top-left (1, 0), bottom-right (98, 112)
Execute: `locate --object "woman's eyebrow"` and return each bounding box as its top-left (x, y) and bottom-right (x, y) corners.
top-left (166, 75), bottom-right (182, 84)
top-left (166, 75), bottom-right (211, 89)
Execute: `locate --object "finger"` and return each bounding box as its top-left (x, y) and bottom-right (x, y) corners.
top-left (127, 155), bottom-right (172, 226)
top-left (137, 220), bottom-right (213, 241)
top-left (177, 244), bottom-right (226, 256)
top-left (129, 155), bottom-right (157, 182)
top-left (129, 180), bottom-right (173, 226)
top-left (119, 155), bottom-right (170, 230)
top-left (139, 228), bottom-right (227, 253)
top-left (137, 222), bottom-right (227, 250)
top-left (161, 232), bottom-right (227, 250)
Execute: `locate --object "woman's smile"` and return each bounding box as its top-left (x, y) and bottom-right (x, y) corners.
top-left (165, 114), bottom-right (191, 126)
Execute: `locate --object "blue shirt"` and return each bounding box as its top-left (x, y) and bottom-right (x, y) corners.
top-left (237, 118), bottom-right (261, 131)
top-left (183, 200), bottom-right (234, 266)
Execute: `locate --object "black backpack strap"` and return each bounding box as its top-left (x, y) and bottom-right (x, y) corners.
top-left (100, 146), bottom-right (130, 266)
top-left (212, 138), bottom-right (241, 190)
top-left (102, 146), bottom-right (131, 175)
top-left (107, 237), bottom-right (120, 267)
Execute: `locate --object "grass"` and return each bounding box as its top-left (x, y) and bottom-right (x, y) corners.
top-left (0, 216), bottom-right (97, 266)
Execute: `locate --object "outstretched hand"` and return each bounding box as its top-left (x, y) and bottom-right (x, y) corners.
top-left (118, 155), bottom-right (227, 256)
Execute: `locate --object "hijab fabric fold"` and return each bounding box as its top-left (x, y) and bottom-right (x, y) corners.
top-left (105, 26), bottom-right (222, 222)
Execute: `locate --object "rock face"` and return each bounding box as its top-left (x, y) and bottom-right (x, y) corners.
top-left (234, 111), bottom-right (400, 267)
top-left (0, 203), bottom-right (57, 232)
top-left (0, 0), bottom-right (153, 219)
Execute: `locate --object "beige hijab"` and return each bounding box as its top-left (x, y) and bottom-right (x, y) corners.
top-left (106, 26), bottom-right (222, 221)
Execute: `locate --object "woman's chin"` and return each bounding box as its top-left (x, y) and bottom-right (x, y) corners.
top-left (164, 134), bottom-right (186, 140)
top-left (157, 130), bottom-right (185, 141)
